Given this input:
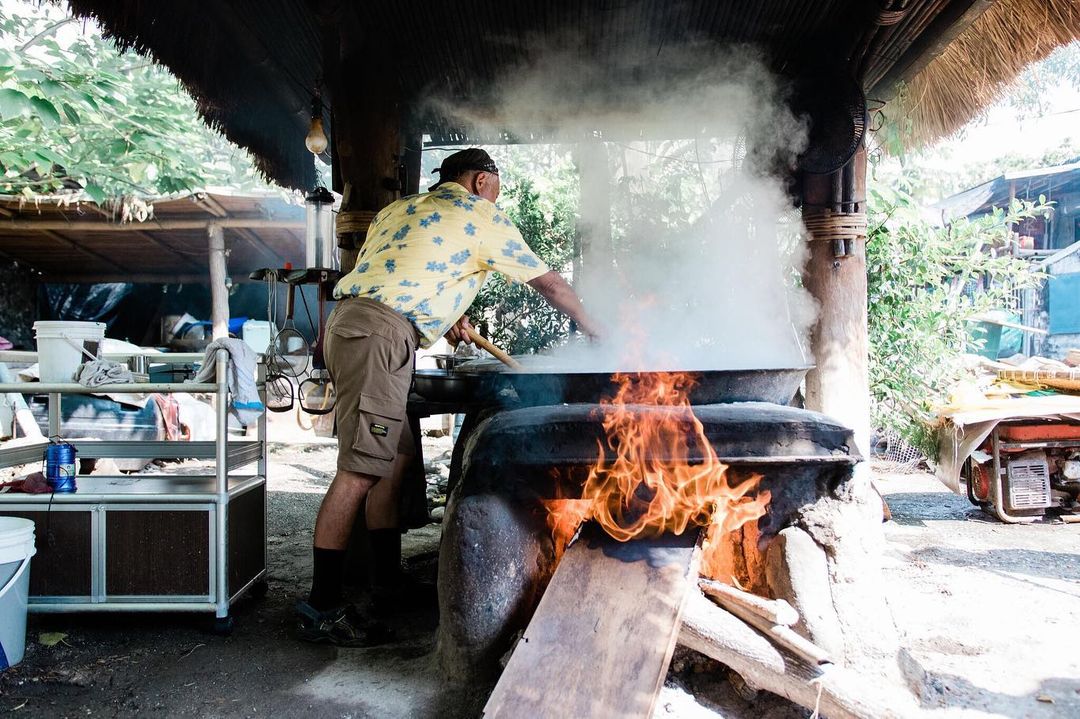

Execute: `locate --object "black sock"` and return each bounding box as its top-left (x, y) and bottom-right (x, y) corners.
top-left (368, 528), bottom-right (403, 590)
top-left (308, 546), bottom-right (347, 611)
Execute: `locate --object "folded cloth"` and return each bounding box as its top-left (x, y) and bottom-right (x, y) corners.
top-left (191, 338), bottom-right (265, 426)
top-left (76, 359), bottom-right (134, 387)
top-left (0, 471), bottom-right (51, 494)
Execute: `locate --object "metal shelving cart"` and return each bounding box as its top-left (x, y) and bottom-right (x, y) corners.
top-left (0, 350), bottom-right (267, 633)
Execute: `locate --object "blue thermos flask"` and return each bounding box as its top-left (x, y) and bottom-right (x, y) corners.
top-left (44, 439), bottom-right (78, 493)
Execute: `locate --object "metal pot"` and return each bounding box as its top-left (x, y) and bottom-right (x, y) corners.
top-left (411, 368), bottom-right (478, 403)
top-left (467, 366), bottom-right (812, 406)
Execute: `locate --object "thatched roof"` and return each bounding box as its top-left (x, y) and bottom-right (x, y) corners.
top-left (66, 0), bottom-right (322, 191)
top-left (63, 0), bottom-right (1077, 186)
top-left (879, 0), bottom-right (1080, 148)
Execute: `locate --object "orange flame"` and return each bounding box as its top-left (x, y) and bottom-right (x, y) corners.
top-left (544, 371), bottom-right (770, 579)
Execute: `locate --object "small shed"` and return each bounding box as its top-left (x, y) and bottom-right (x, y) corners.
top-left (0, 191), bottom-right (305, 348)
top-left (0, 190), bottom-right (305, 283)
top-left (1041, 242), bottom-right (1080, 357)
top-left (934, 161), bottom-right (1080, 253)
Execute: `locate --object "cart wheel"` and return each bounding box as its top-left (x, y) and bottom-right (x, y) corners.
top-left (213, 615), bottom-right (235, 636)
top-left (250, 579), bottom-right (269, 599)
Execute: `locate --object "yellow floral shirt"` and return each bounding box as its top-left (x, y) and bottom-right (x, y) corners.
top-left (333, 182), bottom-right (549, 348)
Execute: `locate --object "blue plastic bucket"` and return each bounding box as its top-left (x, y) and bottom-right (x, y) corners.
top-left (0, 517), bottom-right (36, 670)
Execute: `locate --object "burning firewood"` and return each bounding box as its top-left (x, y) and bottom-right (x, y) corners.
top-left (698, 577), bottom-right (800, 627)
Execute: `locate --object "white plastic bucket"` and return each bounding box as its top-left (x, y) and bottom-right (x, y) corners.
top-left (33, 321), bottom-right (106, 382)
top-left (242, 320), bottom-right (277, 355)
top-left (0, 517), bottom-right (36, 670)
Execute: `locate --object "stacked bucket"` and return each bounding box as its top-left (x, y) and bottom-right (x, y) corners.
top-left (0, 518), bottom-right (36, 669)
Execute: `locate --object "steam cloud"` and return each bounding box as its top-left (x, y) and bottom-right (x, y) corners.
top-left (427, 40), bottom-right (816, 371)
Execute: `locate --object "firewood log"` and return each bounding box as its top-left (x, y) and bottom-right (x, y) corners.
top-left (678, 591), bottom-right (907, 719)
top-left (698, 577), bottom-right (800, 627)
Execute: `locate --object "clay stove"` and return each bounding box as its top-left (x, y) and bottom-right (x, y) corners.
top-left (434, 394), bottom-right (884, 681)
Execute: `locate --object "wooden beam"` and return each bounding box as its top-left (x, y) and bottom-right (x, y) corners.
top-left (232, 226), bottom-right (285, 266)
top-left (199, 194), bottom-right (229, 218)
top-left (123, 227), bottom-right (205, 272)
top-left (78, 198), bottom-right (191, 266)
top-left (0, 218), bottom-right (305, 232)
top-left (484, 526), bottom-right (701, 719)
top-left (39, 229), bottom-right (129, 273)
top-left (45, 273), bottom-right (249, 284)
top-left (868, 0), bottom-right (995, 99)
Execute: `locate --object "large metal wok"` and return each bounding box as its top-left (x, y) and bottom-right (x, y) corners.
top-left (413, 361), bottom-right (811, 406)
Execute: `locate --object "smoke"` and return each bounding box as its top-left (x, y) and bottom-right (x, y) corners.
top-left (427, 40), bottom-right (816, 371)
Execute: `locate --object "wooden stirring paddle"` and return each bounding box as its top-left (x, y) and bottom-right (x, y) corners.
top-left (464, 325), bottom-right (523, 369)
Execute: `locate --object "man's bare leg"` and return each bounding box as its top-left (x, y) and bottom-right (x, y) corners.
top-left (313, 469), bottom-right (378, 549)
top-left (308, 469), bottom-right (377, 610)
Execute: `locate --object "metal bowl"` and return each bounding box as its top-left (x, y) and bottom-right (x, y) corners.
top-left (412, 368), bottom-right (476, 403)
top-left (430, 354), bottom-right (477, 371)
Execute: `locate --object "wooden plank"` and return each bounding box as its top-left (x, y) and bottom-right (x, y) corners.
top-left (484, 525), bottom-right (701, 719)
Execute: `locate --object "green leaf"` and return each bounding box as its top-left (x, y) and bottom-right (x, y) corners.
top-left (61, 102), bottom-right (80, 124)
top-left (108, 138), bottom-right (131, 156)
top-left (0, 151), bottom-right (26, 169)
top-left (39, 631), bottom-right (67, 647)
top-left (29, 96), bottom-right (61, 126)
top-left (83, 183), bottom-right (106, 204)
top-left (0, 88), bottom-right (30, 119)
top-left (38, 79), bottom-right (65, 97)
top-left (15, 67), bottom-right (47, 82)
top-left (34, 147), bottom-right (65, 165)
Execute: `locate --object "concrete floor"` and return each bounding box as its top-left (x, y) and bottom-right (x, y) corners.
top-left (2, 449), bottom-right (1078, 718)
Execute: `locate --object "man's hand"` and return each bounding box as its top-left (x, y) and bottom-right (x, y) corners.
top-left (444, 315), bottom-right (475, 346)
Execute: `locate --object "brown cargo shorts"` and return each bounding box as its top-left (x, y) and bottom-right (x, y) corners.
top-left (324, 297), bottom-right (420, 477)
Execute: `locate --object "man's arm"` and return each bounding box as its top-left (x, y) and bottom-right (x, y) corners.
top-left (527, 270), bottom-right (603, 339)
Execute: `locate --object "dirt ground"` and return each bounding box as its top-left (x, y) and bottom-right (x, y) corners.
top-left (2, 445), bottom-right (1078, 718)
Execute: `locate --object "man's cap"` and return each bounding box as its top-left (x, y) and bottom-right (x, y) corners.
top-left (429, 148), bottom-right (499, 191)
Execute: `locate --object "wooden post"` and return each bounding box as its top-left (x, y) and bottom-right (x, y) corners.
top-left (208, 223), bottom-right (230, 340)
top-left (331, 48), bottom-right (402, 272)
top-left (801, 147), bottom-right (870, 456)
top-left (573, 141), bottom-right (612, 296)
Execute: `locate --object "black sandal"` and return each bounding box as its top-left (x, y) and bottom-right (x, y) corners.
top-left (295, 600), bottom-right (396, 647)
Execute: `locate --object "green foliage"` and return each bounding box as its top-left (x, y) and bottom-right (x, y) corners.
top-left (0, 2), bottom-right (265, 205)
top-left (466, 176), bottom-right (578, 355)
top-left (866, 185), bottom-right (1046, 456)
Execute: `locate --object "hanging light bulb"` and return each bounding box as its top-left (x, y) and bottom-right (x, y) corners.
top-left (305, 93), bottom-right (328, 155)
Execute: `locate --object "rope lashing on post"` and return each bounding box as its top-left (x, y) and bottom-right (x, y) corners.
top-left (802, 210), bottom-right (868, 243)
top-left (335, 210), bottom-right (378, 240)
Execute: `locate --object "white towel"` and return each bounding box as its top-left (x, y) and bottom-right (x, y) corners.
top-left (76, 359), bottom-right (134, 387)
top-left (191, 338), bottom-right (265, 425)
